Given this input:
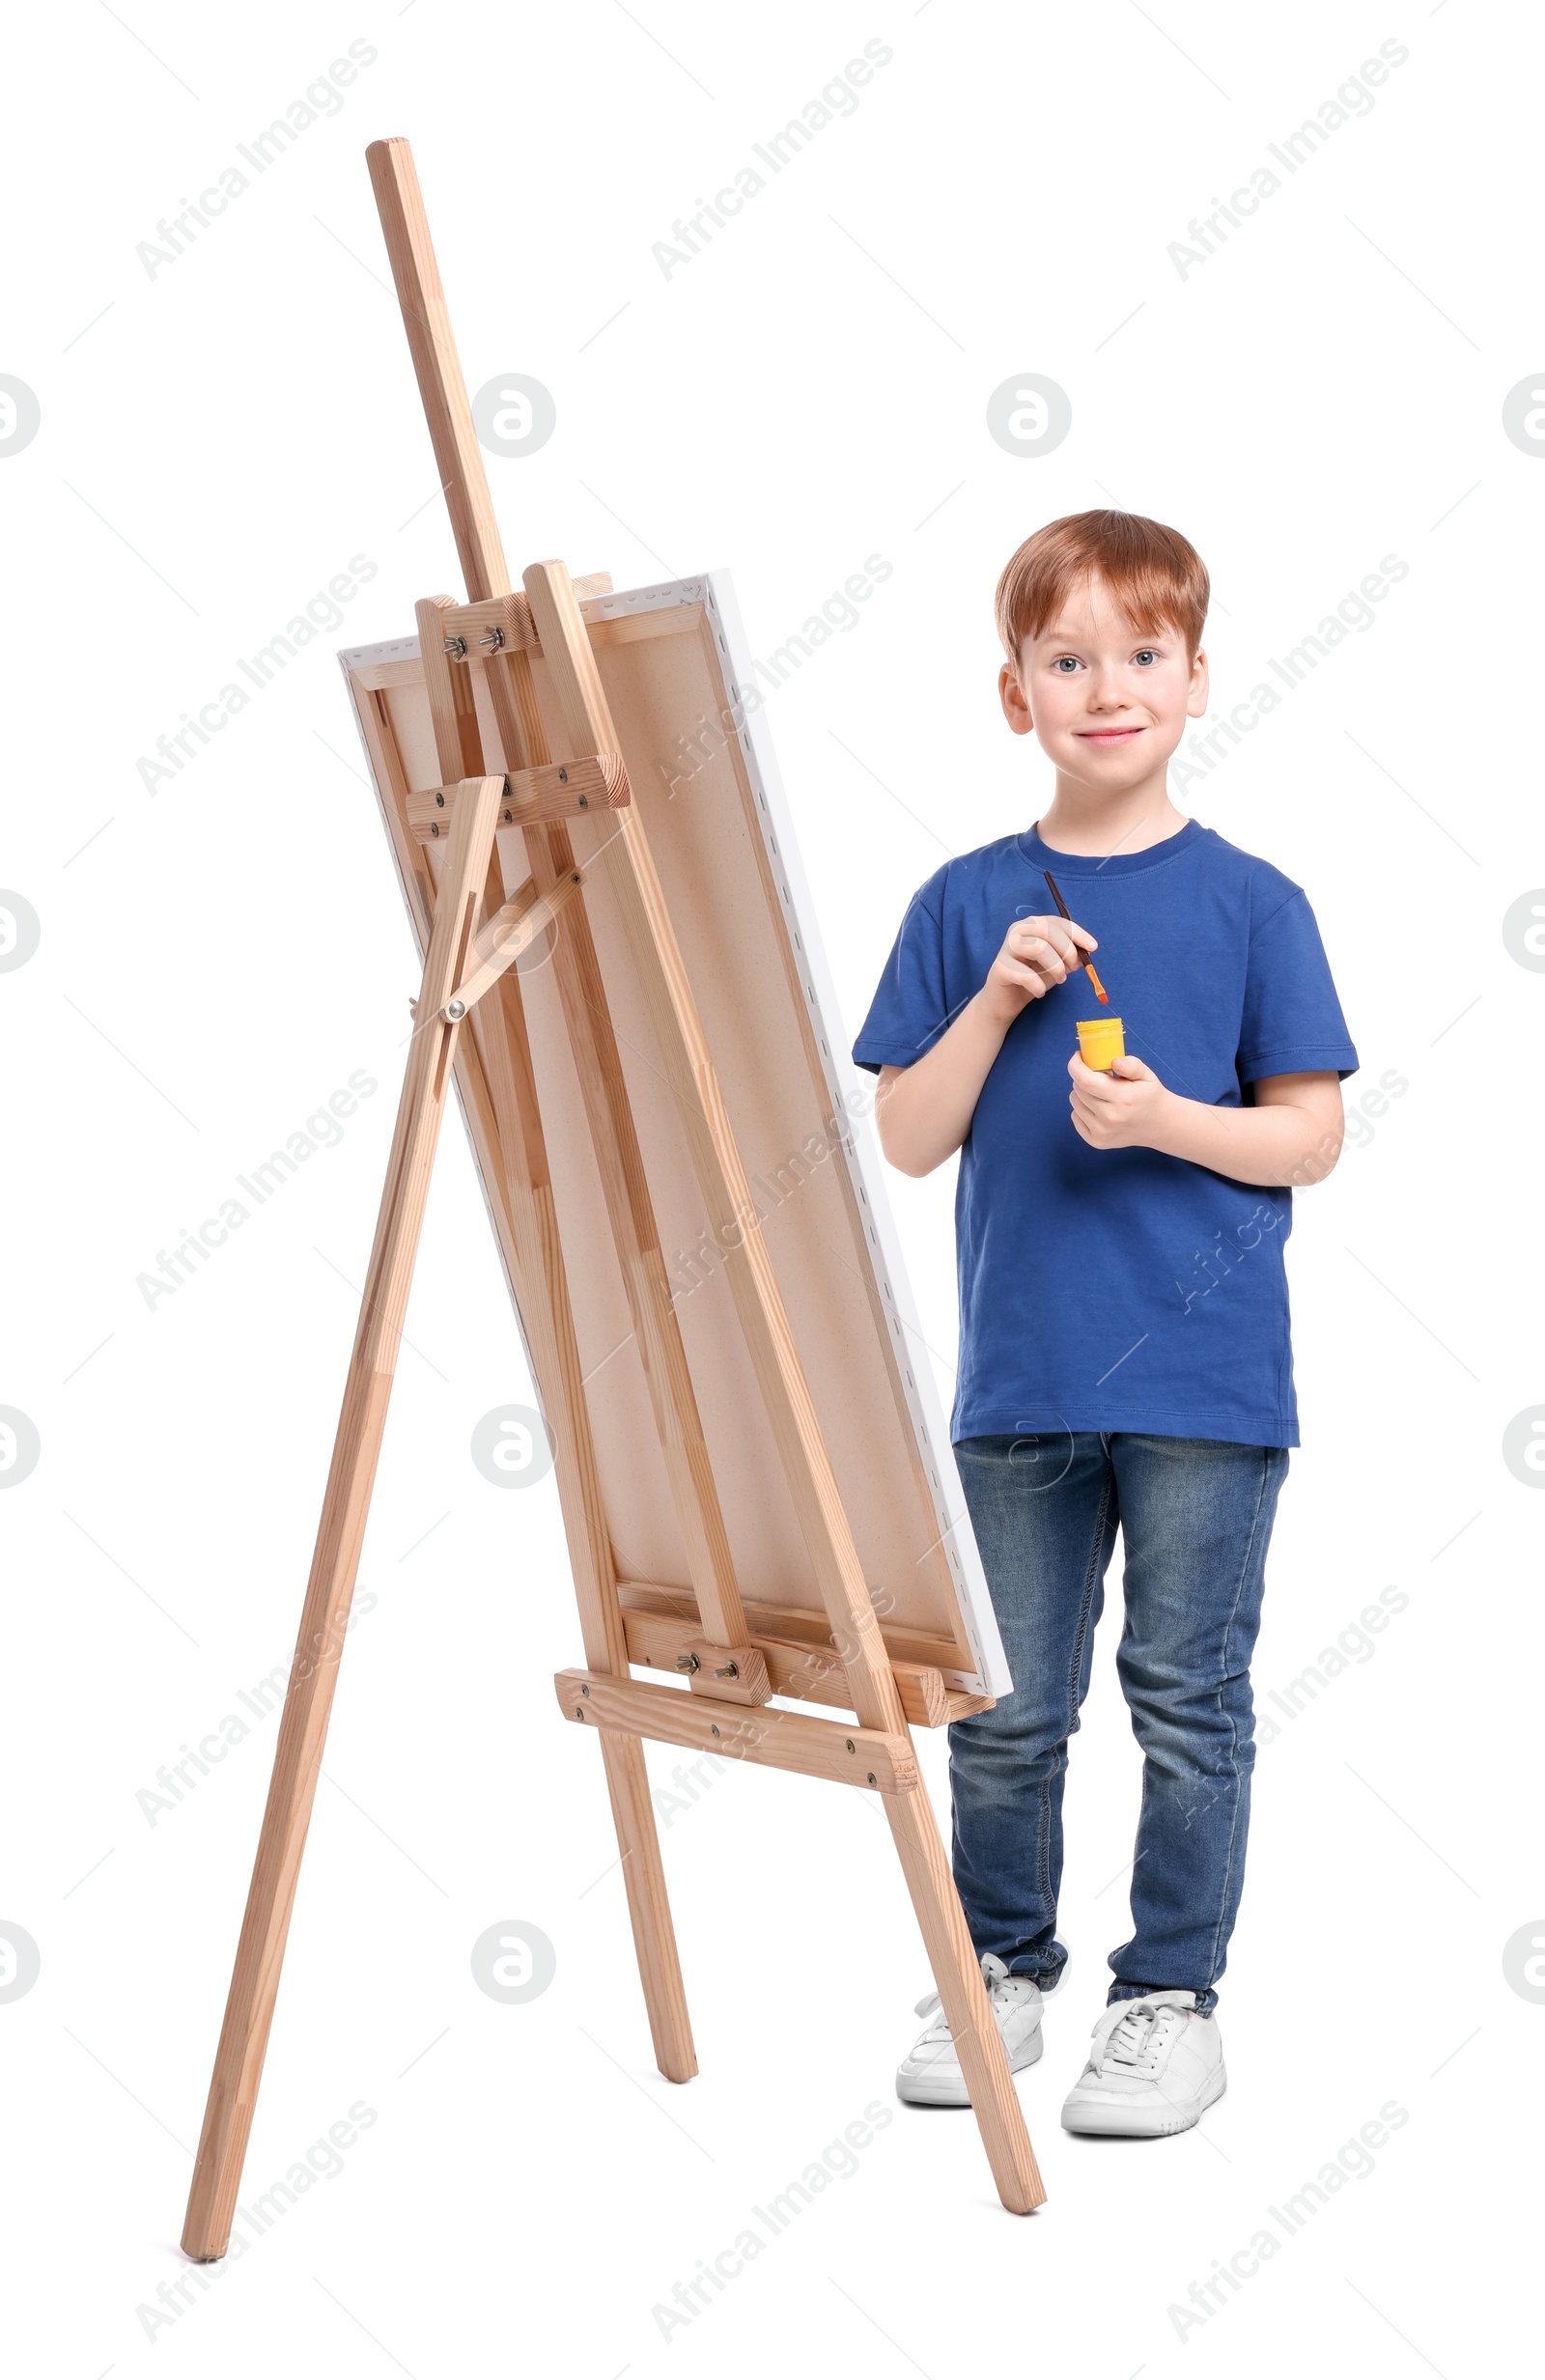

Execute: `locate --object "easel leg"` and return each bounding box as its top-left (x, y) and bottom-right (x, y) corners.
top-left (599, 1737), bottom-right (695, 2081)
top-left (885, 1791), bottom-right (1046, 2214)
top-left (181, 777), bottom-right (504, 2260)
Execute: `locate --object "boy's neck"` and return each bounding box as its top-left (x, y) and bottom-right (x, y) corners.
top-left (1033, 770), bottom-right (1191, 860)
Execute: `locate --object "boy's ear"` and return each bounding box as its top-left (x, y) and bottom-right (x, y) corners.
top-left (1186, 644), bottom-right (1210, 718)
top-left (999, 661), bottom-right (1035, 737)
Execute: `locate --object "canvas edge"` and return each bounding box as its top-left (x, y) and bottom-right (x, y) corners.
top-left (690, 572), bottom-right (1011, 1699)
top-left (337, 579), bottom-right (1013, 1699)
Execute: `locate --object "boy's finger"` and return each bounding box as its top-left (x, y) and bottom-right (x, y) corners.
top-left (1014, 937), bottom-right (1069, 982)
top-left (1047, 917), bottom-right (1100, 962)
top-left (1016, 916), bottom-right (1082, 966)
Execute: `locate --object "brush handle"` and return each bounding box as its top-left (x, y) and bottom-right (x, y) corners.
top-left (1042, 869), bottom-right (1109, 1002)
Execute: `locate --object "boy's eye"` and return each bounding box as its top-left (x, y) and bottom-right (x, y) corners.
top-left (1133, 650), bottom-right (1157, 666)
top-left (1053, 656), bottom-right (1082, 673)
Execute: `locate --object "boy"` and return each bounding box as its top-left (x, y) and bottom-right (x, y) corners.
top-left (852, 510), bottom-right (1357, 2137)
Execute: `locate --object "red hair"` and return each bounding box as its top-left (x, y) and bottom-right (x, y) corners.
top-left (995, 510), bottom-right (1209, 670)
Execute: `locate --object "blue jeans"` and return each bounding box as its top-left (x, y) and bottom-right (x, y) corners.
top-left (949, 1432), bottom-right (1289, 2015)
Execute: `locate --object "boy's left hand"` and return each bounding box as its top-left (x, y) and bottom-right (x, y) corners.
top-left (1067, 1050), bottom-right (1172, 1151)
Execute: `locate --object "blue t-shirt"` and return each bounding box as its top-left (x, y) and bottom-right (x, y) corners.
top-left (852, 820), bottom-right (1358, 1449)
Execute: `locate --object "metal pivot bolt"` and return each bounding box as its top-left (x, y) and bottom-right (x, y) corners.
top-left (446, 999), bottom-right (466, 1021)
top-left (845, 1738), bottom-right (856, 1752)
top-left (557, 767), bottom-right (568, 782)
top-left (714, 1661), bottom-right (739, 1679)
top-left (867, 1772), bottom-right (877, 1786)
top-left (675, 1651), bottom-right (700, 1673)
top-left (479, 626), bottom-right (505, 651)
top-left (443, 634), bottom-right (467, 659)
top-left (435, 791), bottom-right (445, 806)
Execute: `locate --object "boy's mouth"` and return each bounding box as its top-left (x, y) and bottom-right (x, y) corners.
top-left (1077, 725), bottom-right (1146, 744)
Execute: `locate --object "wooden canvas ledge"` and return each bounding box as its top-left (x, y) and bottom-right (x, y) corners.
top-left (178, 134), bottom-right (1044, 2252)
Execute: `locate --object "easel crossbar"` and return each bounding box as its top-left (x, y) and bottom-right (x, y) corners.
top-left (557, 1669), bottom-right (918, 1794)
top-left (407, 753), bottom-right (628, 845)
top-left (616, 1604), bottom-right (990, 1728)
top-left (441, 866), bottom-right (584, 1019)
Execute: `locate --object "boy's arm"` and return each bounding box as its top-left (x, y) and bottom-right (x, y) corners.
top-left (874, 910), bottom-right (1096, 1176)
top-left (1069, 1056), bottom-right (1346, 1187)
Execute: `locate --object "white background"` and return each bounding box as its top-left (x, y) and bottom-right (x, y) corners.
top-left (2, 2), bottom-right (1539, 2373)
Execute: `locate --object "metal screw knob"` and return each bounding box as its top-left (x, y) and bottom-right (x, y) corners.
top-left (675, 1651), bottom-right (700, 1673)
top-left (446, 998), bottom-right (466, 1021)
top-left (714, 1661), bottom-right (739, 1679)
top-left (479, 626), bottom-right (505, 651)
top-left (443, 635), bottom-right (467, 659)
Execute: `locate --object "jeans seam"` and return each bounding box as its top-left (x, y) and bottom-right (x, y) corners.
top-left (1198, 1444), bottom-right (1277, 1984)
top-left (1050, 1474), bottom-right (1112, 1911)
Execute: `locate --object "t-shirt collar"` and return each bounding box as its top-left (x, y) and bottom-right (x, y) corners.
top-left (1016, 817), bottom-right (1204, 877)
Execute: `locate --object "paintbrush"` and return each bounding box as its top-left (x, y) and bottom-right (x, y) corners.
top-left (1042, 869), bottom-right (1109, 1004)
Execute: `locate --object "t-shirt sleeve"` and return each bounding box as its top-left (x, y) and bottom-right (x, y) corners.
top-left (851, 883), bottom-right (956, 1074)
top-left (1238, 887), bottom-right (1360, 1084)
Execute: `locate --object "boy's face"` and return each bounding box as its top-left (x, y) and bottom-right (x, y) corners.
top-left (998, 571), bottom-right (1208, 790)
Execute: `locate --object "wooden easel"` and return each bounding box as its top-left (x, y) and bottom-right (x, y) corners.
top-left (180, 138), bottom-right (1044, 2255)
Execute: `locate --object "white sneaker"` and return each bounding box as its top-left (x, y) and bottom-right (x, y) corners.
top-left (1060, 1989), bottom-right (1225, 2137)
top-left (896, 1951), bottom-right (1054, 2108)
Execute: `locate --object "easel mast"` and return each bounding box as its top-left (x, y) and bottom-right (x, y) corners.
top-left (180, 139), bottom-right (1043, 2257)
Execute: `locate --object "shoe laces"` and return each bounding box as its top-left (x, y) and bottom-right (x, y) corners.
top-left (913, 1955), bottom-right (1037, 2037)
top-left (1093, 1991), bottom-right (1193, 2077)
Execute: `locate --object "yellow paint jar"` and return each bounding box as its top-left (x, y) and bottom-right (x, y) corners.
top-left (1075, 1015), bottom-right (1126, 1072)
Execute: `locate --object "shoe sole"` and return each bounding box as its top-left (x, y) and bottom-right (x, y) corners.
top-left (1059, 2061), bottom-right (1226, 2138)
top-left (897, 2032), bottom-right (1043, 2108)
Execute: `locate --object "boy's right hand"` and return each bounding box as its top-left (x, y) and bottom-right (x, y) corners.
top-left (979, 912), bottom-right (1098, 1025)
